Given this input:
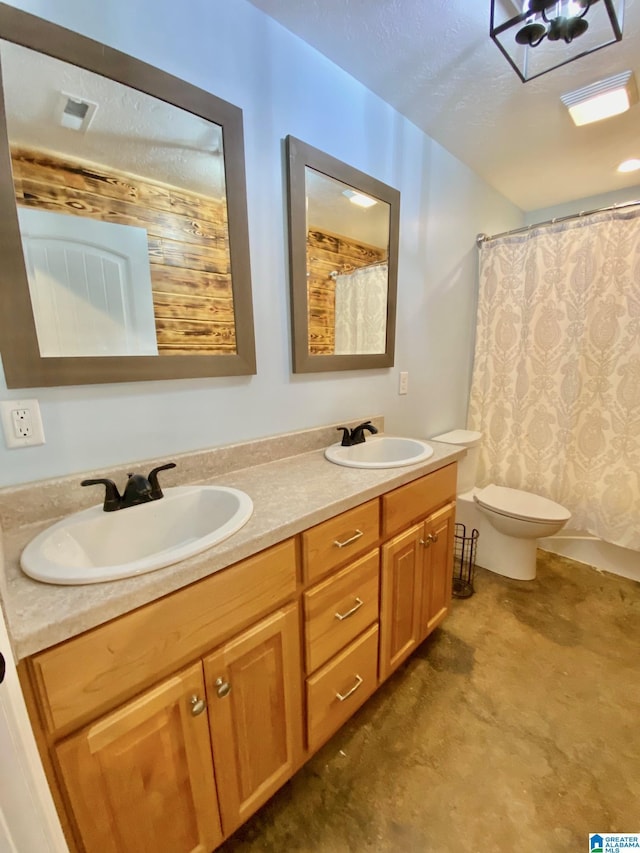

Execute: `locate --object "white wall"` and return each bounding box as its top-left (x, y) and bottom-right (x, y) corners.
top-left (0, 0), bottom-right (523, 487)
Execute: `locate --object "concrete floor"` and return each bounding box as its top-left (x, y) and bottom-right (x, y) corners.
top-left (219, 552), bottom-right (640, 853)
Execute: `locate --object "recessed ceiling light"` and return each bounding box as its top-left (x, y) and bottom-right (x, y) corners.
top-left (617, 159), bottom-right (640, 173)
top-left (561, 71), bottom-right (637, 127)
top-left (342, 189), bottom-right (377, 208)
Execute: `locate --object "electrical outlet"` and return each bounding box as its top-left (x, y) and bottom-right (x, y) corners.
top-left (0, 399), bottom-right (45, 448)
top-left (12, 408), bottom-right (33, 438)
top-left (399, 371), bottom-right (409, 395)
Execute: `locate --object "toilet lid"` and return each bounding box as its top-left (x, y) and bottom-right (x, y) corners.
top-left (474, 484), bottom-right (571, 523)
top-left (432, 429), bottom-right (482, 447)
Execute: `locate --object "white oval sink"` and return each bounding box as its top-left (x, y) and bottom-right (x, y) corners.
top-left (21, 485), bottom-right (253, 585)
top-left (324, 436), bottom-right (434, 469)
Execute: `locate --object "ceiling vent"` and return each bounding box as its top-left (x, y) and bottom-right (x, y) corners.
top-left (561, 70), bottom-right (637, 125)
top-left (56, 92), bottom-right (99, 132)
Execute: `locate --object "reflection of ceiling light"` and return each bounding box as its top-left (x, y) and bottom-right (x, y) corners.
top-left (490, 0), bottom-right (624, 83)
top-left (617, 158), bottom-right (640, 173)
top-left (342, 189), bottom-right (377, 208)
top-left (56, 92), bottom-right (99, 132)
top-left (561, 71), bottom-right (637, 126)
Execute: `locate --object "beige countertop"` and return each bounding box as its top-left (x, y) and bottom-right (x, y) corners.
top-left (0, 425), bottom-right (462, 660)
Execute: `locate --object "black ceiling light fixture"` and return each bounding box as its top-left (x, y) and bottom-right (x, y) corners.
top-left (490, 0), bottom-right (625, 82)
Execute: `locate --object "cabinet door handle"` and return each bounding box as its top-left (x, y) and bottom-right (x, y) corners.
top-left (334, 597), bottom-right (364, 621)
top-left (333, 529), bottom-right (364, 549)
top-left (215, 677), bottom-right (231, 698)
top-left (420, 533), bottom-right (438, 547)
top-left (430, 532), bottom-right (439, 543)
top-left (190, 695), bottom-right (206, 716)
top-left (336, 674), bottom-right (363, 702)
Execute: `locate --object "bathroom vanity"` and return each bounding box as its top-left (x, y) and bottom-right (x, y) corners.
top-left (0, 427), bottom-right (461, 853)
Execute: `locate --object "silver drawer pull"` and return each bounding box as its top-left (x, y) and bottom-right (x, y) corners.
top-left (333, 529), bottom-right (364, 549)
top-left (334, 597), bottom-right (364, 621)
top-left (336, 674), bottom-right (363, 702)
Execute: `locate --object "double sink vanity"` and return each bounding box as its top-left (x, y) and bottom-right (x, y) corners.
top-left (0, 7), bottom-right (461, 852)
top-left (0, 422), bottom-right (463, 853)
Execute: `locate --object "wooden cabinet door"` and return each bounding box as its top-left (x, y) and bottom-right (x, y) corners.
top-left (204, 603), bottom-right (303, 836)
top-left (379, 524), bottom-right (424, 681)
top-left (55, 663), bottom-right (222, 853)
top-left (421, 503), bottom-right (456, 639)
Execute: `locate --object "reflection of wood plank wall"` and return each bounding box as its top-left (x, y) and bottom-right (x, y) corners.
top-left (306, 228), bottom-right (386, 355)
top-left (11, 147), bottom-right (235, 355)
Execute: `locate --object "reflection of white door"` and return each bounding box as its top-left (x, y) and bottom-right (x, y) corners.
top-left (0, 605), bottom-right (68, 852)
top-left (18, 208), bottom-right (158, 357)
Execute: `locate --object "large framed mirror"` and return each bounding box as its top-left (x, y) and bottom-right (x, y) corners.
top-left (0, 3), bottom-right (256, 387)
top-left (286, 135), bottom-right (400, 373)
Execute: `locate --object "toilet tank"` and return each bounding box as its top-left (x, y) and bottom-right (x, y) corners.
top-left (431, 429), bottom-right (482, 494)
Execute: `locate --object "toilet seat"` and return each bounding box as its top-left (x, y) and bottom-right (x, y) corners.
top-left (474, 484), bottom-right (571, 524)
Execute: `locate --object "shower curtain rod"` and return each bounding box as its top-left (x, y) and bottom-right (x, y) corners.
top-left (476, 198), bottom-right (640, 247)
top-left (329, 259), bottom-right (388, 278)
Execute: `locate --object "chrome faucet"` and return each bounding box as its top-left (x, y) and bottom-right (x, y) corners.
top-left (81, 462), bottom-right (176, 512)
top-left (336, 421), bottom-right (378, 447)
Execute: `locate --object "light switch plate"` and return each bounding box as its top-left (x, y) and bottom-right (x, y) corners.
top-left (0, 399), bottom-right (46, 448)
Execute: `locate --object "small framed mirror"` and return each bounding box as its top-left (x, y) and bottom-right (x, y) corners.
top-left (0, 3), bottom-right (256, 387)
top-left (286, 135), bottom-right (400, 373)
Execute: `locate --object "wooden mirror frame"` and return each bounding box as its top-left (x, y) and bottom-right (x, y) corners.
top-left (286, 135), bottom-right (399, 373)
top-left (0, 3), bottom-right (256, 387)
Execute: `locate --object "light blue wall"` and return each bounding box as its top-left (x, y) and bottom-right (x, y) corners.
top-left (526, 184), bottom-right (640, 224)
top-left (0, 0), bottom-right (523, 487)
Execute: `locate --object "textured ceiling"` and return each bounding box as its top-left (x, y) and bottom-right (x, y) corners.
top-left (247, 0), bottom-right (640, 211)
top-left (0, 41), bottom-right (227, 198)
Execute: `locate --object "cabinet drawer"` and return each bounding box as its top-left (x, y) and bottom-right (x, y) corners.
top-left (306, 624), bottom-right (378, 753)
top-left (302, 499), bottom-right (379, 584)
top-left (304, 549), bottom-right (379, 674)
top-left (30, 538), bottom-right (298, 734)
top-left (382, 464), bottom-right (457, 537)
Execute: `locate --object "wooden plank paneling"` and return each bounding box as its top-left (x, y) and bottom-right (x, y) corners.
top-left (11, 148), bottom-right (225, 221)
top-left (153, 318), bottom-right (236, 351)
top-left (16, 177), bottom-right (228, 246)
top-left (146, 235), bottom-right (231, 272)
top-left (152, 294), bottom-right (235, 323)
top-left (151, 266), bottom-right (233, 299)
top-left (11, 146), bottom-right (235, 355)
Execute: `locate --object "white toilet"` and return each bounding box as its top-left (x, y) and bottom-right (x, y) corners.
top-left (432, 430), bottom-right (571, 581)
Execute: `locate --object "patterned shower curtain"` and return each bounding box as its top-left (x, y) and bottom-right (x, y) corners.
top-left (468, 207), bottom-right (640, 550)
top-left (334, 263), bottom-right (388, 354)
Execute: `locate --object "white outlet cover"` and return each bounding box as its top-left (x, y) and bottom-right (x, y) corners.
top-left (0, 399), bottom-right (46, 449)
